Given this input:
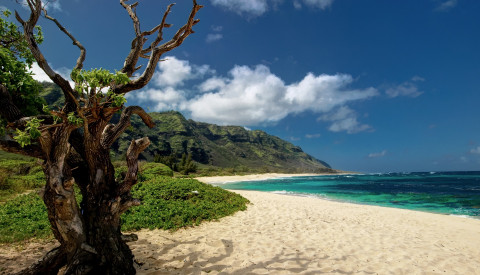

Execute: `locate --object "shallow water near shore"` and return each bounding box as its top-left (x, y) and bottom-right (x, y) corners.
top-left (221, 171), bottom-right (480, 218)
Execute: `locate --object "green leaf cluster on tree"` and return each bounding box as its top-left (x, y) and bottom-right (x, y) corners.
top-left (0, 9), bottom-right (45, 135)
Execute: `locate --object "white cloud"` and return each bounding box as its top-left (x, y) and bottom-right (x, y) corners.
top-left (368, 150), bottom-right (387, 158)
top-left (319, 106), bottom-right (372, 134)
top-left (154, 56), bottom-right (213, 87)
top-left (470, 146), bottom-right (480, 154)
top-left (435, 0), bottom-right (458, 12)
top-left (385, 80), bottom-right (423, 98)
top-left (210, 0), bottom-right (334, 17)
top-left (21, 0), bottom-right (62, 12)
top-left (188, 65), bottom-right (288, 125)
top-left (127, 87), bottom-right (187, 112)
top-left (188, 64), bottom-right (377, 126)
top-left (285, 73), bottom-right (378, 113)
top-left (305, 133), bottom-right (322, 138)
top-left (43, 0), bottom-right (61, 11)
top-left (29, 62), bottom-right (75, 88)
top-left (128, 57), bottom-right (378, 129)
top-left (198, 77), bottom-right (227, 92)
top-left (210, 0), bottom-right (268, 17)
top-left (206, 33), bottom-right (223, 43)
top-left (29, 63), bottom-right (52, 83)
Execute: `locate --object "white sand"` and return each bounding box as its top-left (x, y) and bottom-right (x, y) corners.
top-left (195, 173), bottom-right (337, 184)
top-left (130, 190), bottom-right (480, 274)
top-left (2, 189), bottom-right (480, 274)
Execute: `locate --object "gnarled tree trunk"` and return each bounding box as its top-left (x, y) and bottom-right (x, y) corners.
top-left (1, 0), bottom-right (202, 274)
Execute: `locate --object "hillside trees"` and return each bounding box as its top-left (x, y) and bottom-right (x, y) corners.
top-left (0, 1), bottom-right (202, 274)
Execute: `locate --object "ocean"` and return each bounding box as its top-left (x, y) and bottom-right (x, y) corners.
top-left (220, 171), bottom-right (480, 218)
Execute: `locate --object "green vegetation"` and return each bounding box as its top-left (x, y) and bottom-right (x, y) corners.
top-left (0, 9), bottom-right (46, 135)
top-left (0, 157), bottom-right (249, 243)
top-left (0, 152), bottom-right (44, 202)
top-left (114, 111), bottom-right (334, 174)
top-left (154, 152), bottom-right (198, 175)
top-left (121, 177), bottom-right (248, 231)
top-left (0, 192), bottom-right (50, 243)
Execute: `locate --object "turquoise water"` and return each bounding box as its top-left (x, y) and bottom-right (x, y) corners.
top-left (220, 171), bottom-right (480, 218)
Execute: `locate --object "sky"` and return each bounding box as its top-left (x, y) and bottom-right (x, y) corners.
top-left (2, 0), bottom-right (480, 173)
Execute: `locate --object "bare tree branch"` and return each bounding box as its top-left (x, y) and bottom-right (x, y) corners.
top-left (115, 0), bottom-right (202, 93)
top-left (100, 106), bottom-right (154, 148)
top-left (140, 4), bottom-right (175, 56)
top-left (42, 8), bottom-right (86, 71)
top-left (118, 136), bottom-right (150, 195)
top-left (120, 0), bottom-right (144, 77)
top-left (15, 0), bottom-right (78, 112)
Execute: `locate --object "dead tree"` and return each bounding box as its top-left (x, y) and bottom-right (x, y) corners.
top-left (0, 0), bottom-right (202, 274)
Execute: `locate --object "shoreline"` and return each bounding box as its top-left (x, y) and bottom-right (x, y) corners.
top-left (197, 172), bottom-right (480, 220)
top-left (135, 190), bottom-right (480, 274)
top-left (195, 172), bottom-right (351, 184)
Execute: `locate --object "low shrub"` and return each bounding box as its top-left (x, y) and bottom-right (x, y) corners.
top-left (0, 192), bottom-right (50, 243)
top-left (0, 176), bottom-right (249, 243)
top-left (121, 177), bottom-right (249, 231)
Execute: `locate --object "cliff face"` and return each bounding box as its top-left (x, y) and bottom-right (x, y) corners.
top-left (112, 111), bottom-right (332, 173)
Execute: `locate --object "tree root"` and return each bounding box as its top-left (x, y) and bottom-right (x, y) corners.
top-left (14, 246), bottom-right (66, 275)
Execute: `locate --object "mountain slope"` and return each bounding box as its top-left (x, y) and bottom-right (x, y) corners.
top-left (112, 111), bottom-right (333, 173)
top-left (39, 84), bottom-right (334, 173)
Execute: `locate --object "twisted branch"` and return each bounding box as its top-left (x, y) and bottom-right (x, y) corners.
top-left (15, 0), bottom-right (78, 112)
top-left (42, 8), bottom-right (86, 71)
top-left (116, 0), bottom-right (202, 94)
top-left (100, 106), bottom-right (154, 148)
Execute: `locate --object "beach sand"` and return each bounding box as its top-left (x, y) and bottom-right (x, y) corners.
top-left (2, 186), bottom-right (480, 274)
top-left (194, 173), bottom-right (323, 184)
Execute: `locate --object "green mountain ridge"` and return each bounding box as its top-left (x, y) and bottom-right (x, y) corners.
top-left (112, 111), bottom-right (332, 173)
top-left (40, 82), bottom-right (333, 173)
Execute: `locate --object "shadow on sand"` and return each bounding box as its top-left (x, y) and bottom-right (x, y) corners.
top-left (130, 235), bottom-right (376, 275)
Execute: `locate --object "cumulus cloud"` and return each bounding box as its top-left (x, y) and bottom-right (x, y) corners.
top-left (188, 64), bottom-right (377, 126)
top-left (385, 77), bottom-right (424, 98)
top-left (435, 0), bottom-right (458, 12)
top-left (318, 106), bottom-right (372, 134)
top-left (154, 56), bottom-right (213, 87)
top-left (470, 146), bottom-right (480, 154)
top-left (210, 0), bottom-right (334, 17)
top-left (368, 150), bottom-right (387, 158)
top-left (128, 57), bottom-right (377, 130)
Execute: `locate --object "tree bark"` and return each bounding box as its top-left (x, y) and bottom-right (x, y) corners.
top-left (3, 1), bottom-right (202, 273)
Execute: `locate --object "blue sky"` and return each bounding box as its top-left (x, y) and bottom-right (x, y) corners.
top-left (3, 0), bottom-right (480, 172)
